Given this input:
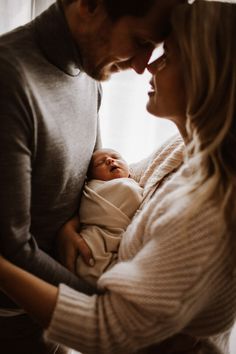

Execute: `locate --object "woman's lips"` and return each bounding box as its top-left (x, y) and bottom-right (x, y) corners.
top-left (148, 80), bottom-right (155, 95)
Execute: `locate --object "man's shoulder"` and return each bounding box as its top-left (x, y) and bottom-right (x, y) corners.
top-left (0, 46), bottom-right (24, 87)
top-left (0, 26), bottom-right (28, 64)
top-left (0, 24), bottom-right (35, 85)
top-left (0, 21), bottom-right (32, 50)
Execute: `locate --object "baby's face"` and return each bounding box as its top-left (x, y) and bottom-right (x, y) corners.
top-left (89, 149), bottom-right (130, 181)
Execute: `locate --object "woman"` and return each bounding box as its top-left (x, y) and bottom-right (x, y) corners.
top-left (0, 1), bottom-right (236, 353)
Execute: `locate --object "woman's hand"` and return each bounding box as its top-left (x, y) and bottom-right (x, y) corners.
top-left (56, 215), bottom-right (94, 274)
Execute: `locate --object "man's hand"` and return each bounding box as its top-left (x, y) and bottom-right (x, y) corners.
top-left (0, 255), bottom-right (57, 328)
top-left (0, 255), bottom-right (9, 285)
top-left (56, 215), bottom-right (94, 274)
top-left (146, 333), bottom-right (223, 354)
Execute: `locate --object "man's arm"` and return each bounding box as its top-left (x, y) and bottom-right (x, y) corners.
top-left (0, 256), bottom-right (57, 327)
top-left (0, 52), bottom-right (96, 303)
top-left (56, 215), bottom-right (95, 273)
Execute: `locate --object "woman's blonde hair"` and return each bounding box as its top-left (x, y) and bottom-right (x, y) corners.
top-left (170, 0), bottom-right (236, 230)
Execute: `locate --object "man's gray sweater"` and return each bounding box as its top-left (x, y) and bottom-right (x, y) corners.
top-left (0, 1), bottom-right (101, 309)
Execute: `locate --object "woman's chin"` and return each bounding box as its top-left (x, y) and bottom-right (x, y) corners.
top-left (146, 102), bottom-right (162, 118)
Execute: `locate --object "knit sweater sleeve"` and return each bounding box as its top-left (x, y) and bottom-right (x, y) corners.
top-left (129, 150), bottom-right (158, 182)
top-left (45, 198), bottom-right (225, 353)
top-left (129, 134), bottom-right (182, 183)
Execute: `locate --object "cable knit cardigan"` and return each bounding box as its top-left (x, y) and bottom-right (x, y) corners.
top-left (45, 135), bottom-right (236, 354)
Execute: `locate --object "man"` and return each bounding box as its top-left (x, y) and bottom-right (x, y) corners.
top-left (0, 0), bottom-right (184, 352)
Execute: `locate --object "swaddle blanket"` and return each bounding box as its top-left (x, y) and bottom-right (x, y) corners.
top-left (76, 178), bottom-right (143, 285)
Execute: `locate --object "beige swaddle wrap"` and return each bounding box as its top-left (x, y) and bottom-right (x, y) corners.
top-left (76, 178), bottom-right (143, 285)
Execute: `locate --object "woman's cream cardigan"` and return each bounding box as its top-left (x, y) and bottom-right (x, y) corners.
top-left (46, 135), bottom-right (236, 354)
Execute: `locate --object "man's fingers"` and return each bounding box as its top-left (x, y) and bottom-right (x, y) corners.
top-left (64, 246), bottom-right (77, 274)
top-left (65, 254), bottom-right (76, 274)
top-left (76, 236), bottom-right (95, 267)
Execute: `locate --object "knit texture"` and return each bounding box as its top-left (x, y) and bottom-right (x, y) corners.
top-left (46, 135), bottom-right (236, 354)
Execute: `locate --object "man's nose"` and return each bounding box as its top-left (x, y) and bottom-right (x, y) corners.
top-left (147, 58), bottom-right (158, 74)
top-left (131, 47), bottom-right (154, 74)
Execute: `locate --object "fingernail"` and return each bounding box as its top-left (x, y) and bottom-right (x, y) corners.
top-left (89, 258), bottom-right (95, 267)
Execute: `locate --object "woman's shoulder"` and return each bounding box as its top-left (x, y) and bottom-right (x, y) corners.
top-left (145, 181), bottom-right (226, 252)
top-left (130, 134), bottom-right (184, 184)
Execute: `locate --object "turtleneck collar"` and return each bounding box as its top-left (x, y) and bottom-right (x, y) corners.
top-left (32, 0), bottom-right (82, 76)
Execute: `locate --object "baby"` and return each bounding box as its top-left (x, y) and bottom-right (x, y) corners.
top-left (76, 148), bottom-right (143, 285)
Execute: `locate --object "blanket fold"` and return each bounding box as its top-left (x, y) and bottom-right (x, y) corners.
top-left (76, 178), bottom-right (143, 285)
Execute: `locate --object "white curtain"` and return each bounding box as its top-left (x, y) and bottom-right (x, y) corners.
top-left (100, 70), bottom-right (177, 163)
top-left (0, 0), bottom-right (55, 34)
top-left (0, 0), bottom-right (32, 34)
top-left (0, 0), bottom-right (177, 164)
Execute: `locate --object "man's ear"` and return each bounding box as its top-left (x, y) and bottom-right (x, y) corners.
top-left (79, 0), bottom-right (100, 16)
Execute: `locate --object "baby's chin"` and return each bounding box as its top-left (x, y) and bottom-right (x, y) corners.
top-left (110, 171), bottom-right (129, 179)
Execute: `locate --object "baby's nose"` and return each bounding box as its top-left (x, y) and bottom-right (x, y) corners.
top-left (106, 157), bottom-right (113, 164)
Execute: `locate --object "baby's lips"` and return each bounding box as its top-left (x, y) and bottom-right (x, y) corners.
top-left (110, 165), bottom-right (118, 172)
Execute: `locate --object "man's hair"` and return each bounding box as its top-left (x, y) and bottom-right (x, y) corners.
top-left (61, 0), bottom-right (75, 5)
top-left (103, 0), bottom-right (156, 21)
top-left (61, 0), bottom-right (156, 21)
top-left (170, 0), bottom-right (236, 230)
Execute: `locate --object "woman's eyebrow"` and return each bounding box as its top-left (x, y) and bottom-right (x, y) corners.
top-left (163, 42), bottom-right (168, 52)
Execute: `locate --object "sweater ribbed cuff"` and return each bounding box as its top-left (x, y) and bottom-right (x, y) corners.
top-left (45, 284), bottom-right (97, 351)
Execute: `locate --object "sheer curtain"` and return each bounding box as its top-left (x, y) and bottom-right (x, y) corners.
top-left (0, 0), bottom-right (54, 34)
top-left (100, 69), bottom-right (177, 163)
top-left (0, 0), bottom-right (32, 34)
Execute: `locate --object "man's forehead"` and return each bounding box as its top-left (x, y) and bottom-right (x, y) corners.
top-left (131, 0), bottom-right (186, 43)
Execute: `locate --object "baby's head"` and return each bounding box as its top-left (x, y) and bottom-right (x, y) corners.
top-left (87, 148), bottom-right (130, 181)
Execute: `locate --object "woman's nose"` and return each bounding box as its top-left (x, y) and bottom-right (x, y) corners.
top-left (131, 46), bottom-right (154, 74)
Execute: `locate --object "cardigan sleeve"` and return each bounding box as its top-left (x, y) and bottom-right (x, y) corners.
top-left (129, 134), bottom-right (182, 183)
top-left (129, 150), bottom-right (158, 182)
top-left (45, 199), bottom-right (226, 353)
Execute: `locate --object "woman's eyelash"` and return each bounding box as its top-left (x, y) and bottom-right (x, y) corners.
top-left (156, 53), bottom-right (167, 71)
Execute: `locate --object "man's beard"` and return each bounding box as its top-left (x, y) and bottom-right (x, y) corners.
top-left (90, 65), bottom-right (113, 81)
top-left (90, 61), bottom-right (132, 82)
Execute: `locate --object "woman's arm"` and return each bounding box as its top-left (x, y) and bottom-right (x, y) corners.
top-left (0, 255), bottom-right (57, 328)
top-left (0, 202), bottom-right (223, 354)
top-left (0, 256), bottom-right (222, 354)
